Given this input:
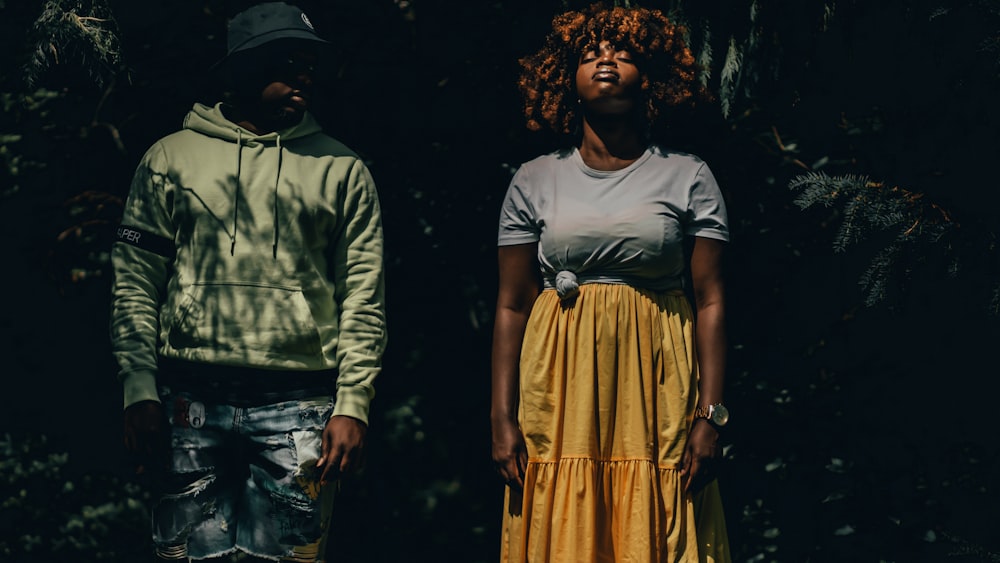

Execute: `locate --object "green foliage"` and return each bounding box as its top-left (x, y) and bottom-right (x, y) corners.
top-left (48, 190), bottom-right (123, 295)
top-left (680, 0), bottom-right (836, 119)
top-left (719, 35), bottom-right (743, 118)
top-left (0, 88), bottom-right (60, 200)
top-left (1, 0), bottom-right (999, 561)
top-left (0, 84), bottom-right (123, 297)
top-left (789, 169), bottom-right (999, 311)
top-left (790, 172), bottom-right (971, 307)
top-left (0, 434), bottom-right (151, 562)
top-left (25, 0), bottom-right (122, 90)
top-left (698, 0), bottom-right (1000, 314)
top-left (694, 21), bottom-right (712, 90)
top-left (0, 133), bottom-right (24, 199)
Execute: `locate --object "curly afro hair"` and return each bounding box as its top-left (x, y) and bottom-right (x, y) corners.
top-left (518, 3), bottom-right (707, 137)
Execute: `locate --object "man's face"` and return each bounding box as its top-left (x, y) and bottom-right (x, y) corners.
top-left (256, 49), bottom-right (319, 125)
top-left (229, 43), bottom-right (321, 128)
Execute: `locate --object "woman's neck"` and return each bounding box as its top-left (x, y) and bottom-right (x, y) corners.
top-left (578, 114), bottom-right (647, 171)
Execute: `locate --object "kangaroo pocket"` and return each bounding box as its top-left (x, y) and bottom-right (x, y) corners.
top-left (169, 281), bottom-right (323, 357)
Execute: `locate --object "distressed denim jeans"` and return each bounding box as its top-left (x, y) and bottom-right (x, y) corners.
top-left (152, 386), bottom-right (336, 562)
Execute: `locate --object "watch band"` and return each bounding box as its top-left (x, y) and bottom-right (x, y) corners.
top-left (694, 403), bottom-right (730, 427)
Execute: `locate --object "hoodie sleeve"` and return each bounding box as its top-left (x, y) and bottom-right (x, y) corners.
top-left (328, 159), bottom-right (387, 424)
top-left (110, 143), bottom-right (175, 409)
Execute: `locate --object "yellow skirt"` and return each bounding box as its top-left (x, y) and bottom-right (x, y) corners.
top-left (500, 284), bottom-right (730, 562)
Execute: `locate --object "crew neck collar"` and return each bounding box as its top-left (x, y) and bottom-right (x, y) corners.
top-left (571, 146), bottom-right (654, 178)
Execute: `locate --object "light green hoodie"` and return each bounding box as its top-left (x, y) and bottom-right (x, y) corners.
top-left (110, 102), bottom-right (386, 424)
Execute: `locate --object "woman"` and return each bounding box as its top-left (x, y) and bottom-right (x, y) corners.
top-left (491, 4), bottom-right (731, 561)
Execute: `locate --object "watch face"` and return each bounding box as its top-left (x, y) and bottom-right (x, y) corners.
top-left (710, 404), bottom-right (730, 426)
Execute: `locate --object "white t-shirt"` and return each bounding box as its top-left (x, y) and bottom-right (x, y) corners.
top-left (498, 145), bottom-right (729, 292)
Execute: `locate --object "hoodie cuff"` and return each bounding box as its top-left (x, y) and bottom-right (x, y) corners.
top-left (122, 369), bottom-right (161, 409)
top-left (332, 385), bottom-right (372, 426)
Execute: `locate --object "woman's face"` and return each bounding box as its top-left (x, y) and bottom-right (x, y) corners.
top-left (575, 40), bottom-right (641, 115)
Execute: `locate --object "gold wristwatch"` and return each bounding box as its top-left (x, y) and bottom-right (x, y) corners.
top-left (694, 403), bottom-right (730, 428)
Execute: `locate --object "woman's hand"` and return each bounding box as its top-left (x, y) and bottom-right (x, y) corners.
top-left (492, 417), bottom-right (528, 489)
top-left (680, 419), bottom-right (721, 494)
top-left (491, 243), bottom-right (539, 491)
top-left (685, 236), bottom-right (727, 494)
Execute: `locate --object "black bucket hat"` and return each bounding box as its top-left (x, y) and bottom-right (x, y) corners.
top-left (214, 2), bottom-right (328, 68)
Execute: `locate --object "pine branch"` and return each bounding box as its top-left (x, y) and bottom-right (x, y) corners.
top-left (25, 0), bottom-right (123, 90)
top-left (696, 21), bottom-right (713, 90)
top-left (857, 243), bottom-right (900, 307)
top-left (719, 36), bottom-right (742, 119)
top-left (788, 172), bottom-right (993, 310)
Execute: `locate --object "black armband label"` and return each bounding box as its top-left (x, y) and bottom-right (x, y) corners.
top-left (115, 224), bottom-right (175, 258)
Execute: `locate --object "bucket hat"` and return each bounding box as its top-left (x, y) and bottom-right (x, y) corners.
top-left (214, 2), bottom-right (328, 68)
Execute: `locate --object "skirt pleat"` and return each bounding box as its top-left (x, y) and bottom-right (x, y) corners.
top-left (501, 284), bottom-right (730, 562)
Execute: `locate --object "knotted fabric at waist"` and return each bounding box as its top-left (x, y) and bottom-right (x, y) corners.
top-left (544, 270), bottom-right (684, 301)
top-left (158, 358), bottom-right (336, 407)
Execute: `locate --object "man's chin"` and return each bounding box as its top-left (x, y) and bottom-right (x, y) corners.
top-left (272, 107), bottom-right (305, 127)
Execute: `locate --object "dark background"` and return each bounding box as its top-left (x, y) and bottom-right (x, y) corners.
top-left (1, 0), bottom-right (998, 561)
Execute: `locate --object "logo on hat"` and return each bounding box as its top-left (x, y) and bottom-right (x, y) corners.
top-left (301, 13), bottom-right (315, 30)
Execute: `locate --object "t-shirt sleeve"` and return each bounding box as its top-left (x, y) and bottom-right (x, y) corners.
top-left (497, 166), bottom-right (541, 246)
top-left (684, 162), bottom-right (730, 241)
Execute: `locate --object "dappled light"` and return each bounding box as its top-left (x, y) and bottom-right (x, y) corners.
top-left (1, 0), bottom-right (998, 561)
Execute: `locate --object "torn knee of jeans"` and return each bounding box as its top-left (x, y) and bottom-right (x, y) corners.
top-left (161, 471), bottom-right (216, 499)
top-left (297, 398), bottom-right (334, 423)
top-left (265, 435), bottom-right (288, 450)
top-left (291, 430), bottom-right (322, 464)
top-left (170, 434), bottom-right (204, 449)
top-left (289, 432), bottom-right (323, 500)
top-left (200, 497), bottom-right (220, 519)
top-left (273, 486), bottom-right (317, 512)
top-left (152, 497), bottom-right (218, 553)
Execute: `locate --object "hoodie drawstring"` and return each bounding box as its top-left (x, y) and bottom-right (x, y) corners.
top-left (229, 128), bottom-right (284, 258)
top-left (273, 134), bottom-right (282, 259)
top-left (231, 129), bottom-right (243, 256)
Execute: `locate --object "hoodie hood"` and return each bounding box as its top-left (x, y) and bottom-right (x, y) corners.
top-left (183, 102), bottom-right (323, 142)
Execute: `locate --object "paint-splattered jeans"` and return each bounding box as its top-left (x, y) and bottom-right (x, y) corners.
top-left (153, 386), bottom-right (335, 562)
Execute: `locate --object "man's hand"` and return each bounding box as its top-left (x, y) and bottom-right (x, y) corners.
top-left (491, 417), bottom-right (528, 489)
top-left (679, 419), bottom-right (721, 494)
top-left (317, 415), bottom-right (367, 485)
top-left (123, 400), bottom-right (169, 475)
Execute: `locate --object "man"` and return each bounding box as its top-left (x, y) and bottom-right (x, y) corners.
top-left (111, 3), bottom-right (386, 561)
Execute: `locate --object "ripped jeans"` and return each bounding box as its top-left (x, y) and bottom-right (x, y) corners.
top-left (152, 386), bottom-right (336, 562)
